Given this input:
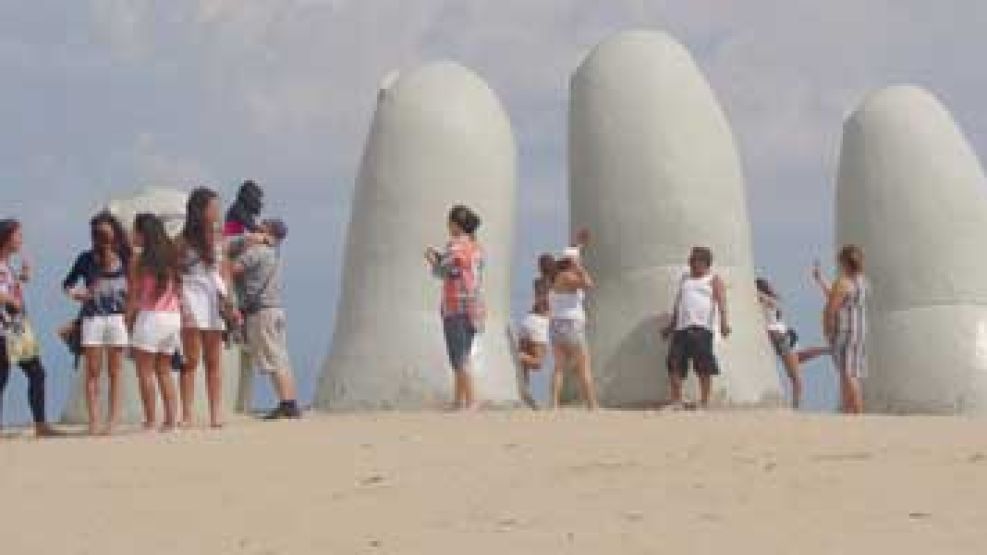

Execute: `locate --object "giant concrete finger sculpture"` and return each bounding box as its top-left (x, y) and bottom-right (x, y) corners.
top-left (569, 30), bottom-right (782, 407)
top-left (62, 187), bottom-right (245, 424)
top-left (316, 63), bottom-right (519, 410)
top-left (837, 86), bottom-right (987, 414)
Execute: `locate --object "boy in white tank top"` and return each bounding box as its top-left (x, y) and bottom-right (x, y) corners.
top-left (661, 247), bottom-right (731, 409)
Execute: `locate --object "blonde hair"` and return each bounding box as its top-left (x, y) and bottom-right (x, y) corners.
top-left (838, 245), bottom-right (864, 275)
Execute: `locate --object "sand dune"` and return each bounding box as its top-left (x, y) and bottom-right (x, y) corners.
top-left (1, 410), bottom-right (986, 554)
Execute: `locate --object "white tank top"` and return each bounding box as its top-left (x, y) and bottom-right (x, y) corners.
top-left (675, 273), bottom-right (717, 331)
top-left (549, 290), bottom-right (585, 322)
top-left (757, 293), bottom-right (788, 334)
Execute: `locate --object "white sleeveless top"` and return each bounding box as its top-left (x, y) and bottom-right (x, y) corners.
top-left (675, 273), bottom-right (717, 331)
top-left (757, 293), bottom-right (788, 334)
top-left (549, 290), bottom-right (586, 322)
top-left (520, 312), bottom-right (550, 344)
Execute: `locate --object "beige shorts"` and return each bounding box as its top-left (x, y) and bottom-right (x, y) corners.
top-left (243, 308), bottom-right (292, 375)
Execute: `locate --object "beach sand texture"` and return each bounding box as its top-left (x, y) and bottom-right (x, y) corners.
top-left (1, 410), bottom-right (985, 554)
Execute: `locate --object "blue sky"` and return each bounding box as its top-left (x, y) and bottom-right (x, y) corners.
top-left (2, 1), bottom-right (986, 422)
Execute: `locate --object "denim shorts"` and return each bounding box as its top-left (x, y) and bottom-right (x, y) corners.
top-left (549, 319), bottom-right (586, 347)
top-left (442, 314), bottom-right (476, 371)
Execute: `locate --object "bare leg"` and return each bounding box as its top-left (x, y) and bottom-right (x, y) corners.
top-left (83, 347), bottom-right (103, 435)
top-left (550, 343), bottom-right (567, 409)
top-left (797, 346), bottom-right (830, 364)
top-left (667, 370), bottom-right (684, 405)
top-left (155, 354), bottom-right (178, 431)
top-left (573, 348), bottom-right (598, 410)
top-left (781, 352), bottom-right (803, 410)
top-left (457, 367), bottom-right (475, 410)
top-left (271, 371), bottom-right (297, 403)
top-left (180, 329), bottom-right (202, 427)
top-left (451, 372), bottom-right (464, 409)
top-left (698, 374), bottom-right (712, 409)
top-left (201, 330), bottom-right (225, 428)
top-left (519, 367), bottom-right (538, 410)
top-left (518, 352), bottom-right (540, 367)
top-left (105, 347), bottom-right (124, 434)
top-left (517, 342), bottom-right (543, 410)
top-left (840, 371), bottom-right (863, 414)
top-left (134, 350), bottom-right (156, 429)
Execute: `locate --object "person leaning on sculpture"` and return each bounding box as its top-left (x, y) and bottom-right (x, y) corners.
top-left (425, 205), bottom-right (486, 411)
top-left (516, 230), bottom-right (591, 409)
top-left (229, 219), bottom-right (301, 420)
top-left (548, 243), bottom-right (598, 410)
top-left (661, 247), bottom-right (731, 410)
top-left (755, 277), bottom-right (830, 410)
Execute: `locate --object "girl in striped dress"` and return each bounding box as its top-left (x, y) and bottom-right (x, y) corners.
top-left (823, 245), bottom-right (868, 414)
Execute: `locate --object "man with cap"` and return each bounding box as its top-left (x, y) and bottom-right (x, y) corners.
top-left (230, 218), bottom-right (300, 419)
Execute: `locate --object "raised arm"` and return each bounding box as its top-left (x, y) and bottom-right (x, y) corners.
top-left (572, 261), bottom-right (594, 289)
top-left (812, 261), bottom-right (832, 297)
top-left (572, 228), bottom-right (590, 250)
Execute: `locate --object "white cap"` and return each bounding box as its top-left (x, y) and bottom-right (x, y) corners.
top-left (561, 247), bottom-right (581, 261)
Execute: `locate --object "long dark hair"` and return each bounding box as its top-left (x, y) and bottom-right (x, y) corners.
top-left (135, 213), bottom-right (178, 298)
top-left (182, 187), bottom-right (218, 266)
top-left (755, 278), bottom-right (778, 299)
top-left (226, 180), bottom-right (264, 230)
top-left (90, 210), bottom-right (131, 271)
top-left (0, 219), bottom-right (20, 254)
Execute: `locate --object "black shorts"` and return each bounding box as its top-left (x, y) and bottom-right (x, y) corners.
top-left (667, 327), bottom-right (719, 377)
top-left (442, 314), bottom-right (476, 372)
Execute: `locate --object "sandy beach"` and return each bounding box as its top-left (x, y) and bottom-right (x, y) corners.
top-left (1, 410), bottom-right (986, 554)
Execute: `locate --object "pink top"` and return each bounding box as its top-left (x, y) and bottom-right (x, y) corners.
top-left (138, 274), bottom-right (181, 312)
top-left (223, 220), bottom-right (245, 237)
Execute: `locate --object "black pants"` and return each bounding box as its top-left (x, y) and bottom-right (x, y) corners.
top-left (0, 338), bottom-right (47, 425)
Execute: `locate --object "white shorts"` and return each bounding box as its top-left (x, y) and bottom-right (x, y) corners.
top-left (181, 279), bottom-right (226, 331)
top-left (520, 313), bottom-right (549, 345)
top-left (81, 314), bottom-right (129, 348)
top-left (132, 311), bottom-right (182, 355)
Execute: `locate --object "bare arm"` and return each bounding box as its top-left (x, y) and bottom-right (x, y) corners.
top-left (216, 236), bottom-right (234, 293)
top-left (662, 283), bottom-right (681, 338)
top-left (713, 275), bottom-right (731, 337)
top-left (572, 262), bottom-right (594, 289)
top-left (0, 290), bottom-right (19, 311)
top-left (572, 228), bottom-right (590, 250)
top-left (813, 262), bottom-right (832, 297)
top-left (125, 257), bottom-right (140, 330)
top-left (823, 278), bottom-right (849, 342)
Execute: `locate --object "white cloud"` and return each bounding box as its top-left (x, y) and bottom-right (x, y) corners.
top-left (89, 0), bottom-right (154, 61)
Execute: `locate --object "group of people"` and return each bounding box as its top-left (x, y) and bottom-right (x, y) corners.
top-left (0, 197), bottom-right (870, 437)
top-left (428, 205), bottom-right (869, 414)
top-left (0, 181), bottom-right (301, 437)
